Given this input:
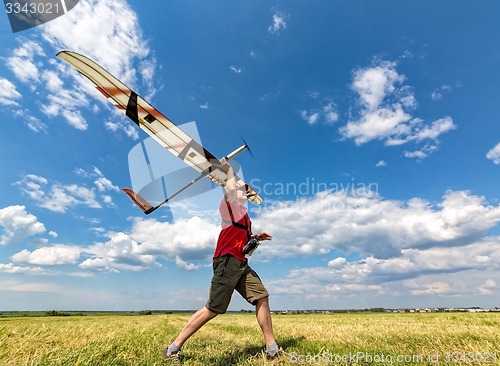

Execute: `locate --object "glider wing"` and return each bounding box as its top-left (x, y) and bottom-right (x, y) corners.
top-left (57, 51), bottom-right (262, 204)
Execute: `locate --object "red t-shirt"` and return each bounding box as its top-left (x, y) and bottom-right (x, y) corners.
top-left (214, 197), bottom-right (252, 261)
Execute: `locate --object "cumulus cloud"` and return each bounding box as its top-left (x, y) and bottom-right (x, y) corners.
top-left (0, 205), bottom-right (46, 246)
top-left (11, 244), bottom-right (81, 266)
top-left (0, 77), bottom-right (22, 106)
top-left (8, 214), bottom-right (219, 274)
top-left (42, 0), bottom-right (154, 87)
top-left (265, 236), bottom-right (500, 306)
top-left (246, 188), bottom-right (500, 306)
top-left (486, 142), bottom-right (500, 164)
top-left (80, 232), bottom-right (157, 272)
top-left (2, 0), bottom-right (157, 135)
top-left (340, 60), bottom-right (455, 158)
top-left (129, 216), bottom-right (219, 262)
top-left (253, 189), bottom-right (500, 259)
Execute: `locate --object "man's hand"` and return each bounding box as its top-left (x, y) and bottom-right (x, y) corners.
top-left (219, 157), bottom-right (231, 169)
top-left (255, 232), bottom-right (272, 241)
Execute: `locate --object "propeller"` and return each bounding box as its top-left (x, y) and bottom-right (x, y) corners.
top-left (241, 136), bottom-right (255, 159)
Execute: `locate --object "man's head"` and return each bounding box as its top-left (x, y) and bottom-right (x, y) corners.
top-left (236, 184), bottom-right (249, 204)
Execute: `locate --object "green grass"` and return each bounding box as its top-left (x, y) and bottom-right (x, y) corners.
top-left (1, 312), bottom-right (499, 365)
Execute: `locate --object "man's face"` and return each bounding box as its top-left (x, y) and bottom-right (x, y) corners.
top-left (236, 188), bottom-right (248, 204)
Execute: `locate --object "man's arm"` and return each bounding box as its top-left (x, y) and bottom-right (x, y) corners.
top-left (220, 158), bottom-right (236, 203)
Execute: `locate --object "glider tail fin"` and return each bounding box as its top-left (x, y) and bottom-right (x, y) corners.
top-left (123, 188), bottom-right (154, 214)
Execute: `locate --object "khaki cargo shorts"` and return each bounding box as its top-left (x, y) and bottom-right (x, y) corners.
top-left (206, 254), bottom-right (269, 314)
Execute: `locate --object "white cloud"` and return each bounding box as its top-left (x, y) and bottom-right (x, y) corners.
top-left (229, 66), bottom-right (242, 74)
top-left (340, 60), bottom-right (455, 157)
top-left (11, 244), bottom-right (81, 266)
top-left (5, 40), bottom-right (90, 130)
top-left (431, 91), bottom-right (442, 101)
top-left (301, 110), bottom-right (319, 125)
top-left (0, 205), bottom-right (46, 246)
top-left (75, 167), bottom-right (119, 192)
top-left (431, 83), bottom-right (457, 101)
top-left (376, 160), bottom-right (387, 167)
top-left (268, 12), bottom-right (287, 34)
top-left (486, 142), bottom-right (500, 164)
top-left (253, 189), bottom-right (500, 260)
top-left (322, 102), bottom-right (339, 124)
top-left (175, 256), bottom-right (199, 271)
top-left (12, 109), bottom-right (48, 133)
top-left (16, 174), bottom-right (104, 213)
top-left (413, 116), bottom-right (455, 140)
top-left (387, 117), bottom-right (456, 146)
top-left (404, 144), bottom-right (438, 160)
top-left (2, 0), bottom-right (157, 135)
top-left (478, 279), bottom-right (496, 295)
top-left (351, 61), bottom-right (406, 112)
top-left (301, 100), bottom-right (338, 126)
top-left (80, 232), bottom-right (158, 272)
top-left (327, 257), bottom-right (346, 268)
top-left (61, 109), bottom-right (87, 130)
top-left (0, 264), bottom-right (52, 275)
top-left (94, 177), bottom-right (119, 192)
top-left (5, 40), bottom-right (45, 83)
top-left (129, 216), bottom-right (219, 261)
top-left (408, 281), bottom-right (451, 296)
top-left (105, 116), bottom-right (140, 140)
top-left (42, 0), bottom-right (154, 87)
top-left (343, 105), bottom-right (412, 145)
top-left (0, 77), bottom-right (21, 106)
top-left (265, 236), bottom-right (500, 306)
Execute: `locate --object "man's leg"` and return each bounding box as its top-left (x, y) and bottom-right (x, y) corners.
top-left (173, 306), bottom-right (218, 348)
top-left (163, 306), bottom-right (218, 359)
top-left (255, 296), bottom-right (275, 346)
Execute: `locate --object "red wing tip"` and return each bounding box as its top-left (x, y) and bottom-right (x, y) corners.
top-left (123, 188), bottom-right (154, 213)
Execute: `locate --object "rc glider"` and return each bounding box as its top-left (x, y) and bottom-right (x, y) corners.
top-left (57, 51), bottom-right (262, 214)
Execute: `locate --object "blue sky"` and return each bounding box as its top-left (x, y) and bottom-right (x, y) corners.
top-left (1, 0), bottom-right (500, 311)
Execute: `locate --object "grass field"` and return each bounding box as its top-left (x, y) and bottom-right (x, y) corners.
top-left (1, 312), bottom-right (499, 365)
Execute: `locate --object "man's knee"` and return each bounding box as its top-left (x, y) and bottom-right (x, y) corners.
top-left (207, 309), bottom-right (219, 319)
top-left (255, 296), bottom-right (269, 306)
top-left (204, 305), bottom-right (221, 319)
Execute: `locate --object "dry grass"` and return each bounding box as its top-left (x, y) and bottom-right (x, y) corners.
top-left (1, 312), bottom-right (499, 365)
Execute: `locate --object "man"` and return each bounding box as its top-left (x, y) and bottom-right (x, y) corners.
top-left (162, 159), bottom-right (284, 363)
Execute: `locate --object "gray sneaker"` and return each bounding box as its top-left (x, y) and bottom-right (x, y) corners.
top-left (266, 346), bottom-right (288, 360)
